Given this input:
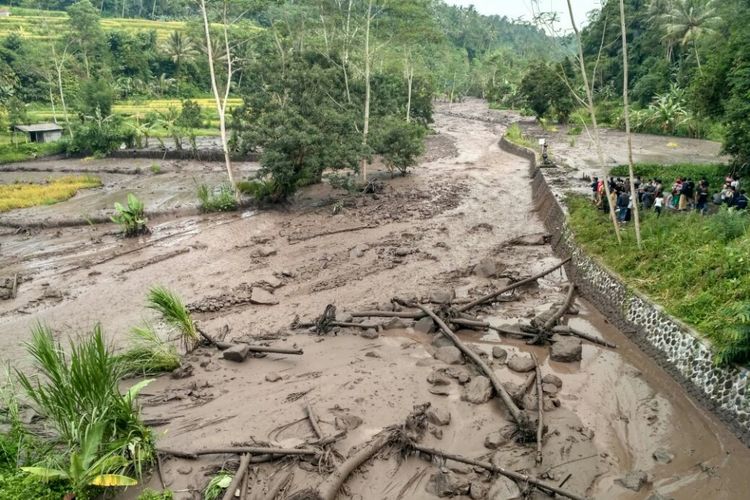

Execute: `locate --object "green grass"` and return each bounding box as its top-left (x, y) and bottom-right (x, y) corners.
top-left (197, 183), bottom-right (238, 212)
top-left (610, 163), bottom-right (731, 190)
top-left (117, 324), bottom-right (181, 377)
top-left (0, 175), bottom-right (101, 212)
top-left (147, 286), bottom-right (198, 351)
top-left (568, 195), bottom-right (750, 365)
top-left (0, 142), bottom-right (65, 165)
top-left (505, 123), bottom-right (537, 150)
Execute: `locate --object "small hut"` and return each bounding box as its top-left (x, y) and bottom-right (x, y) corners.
top-left (12, 123), bottom-right (64, 143)
top-left (0, 8), bottom-right (10, 17)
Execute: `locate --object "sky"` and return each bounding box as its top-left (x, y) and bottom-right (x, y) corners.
top-left (445, 0), bottom-right (602, 31)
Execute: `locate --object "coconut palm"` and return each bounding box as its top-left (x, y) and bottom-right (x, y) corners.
top-left (164, 31), bottom-right (198, 70)
top-left (659, 0), bottom-right (721, 73)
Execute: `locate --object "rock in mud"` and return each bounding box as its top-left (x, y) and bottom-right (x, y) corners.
top-left (492, 346), bottom-right (508, 362)
top-left (415, 316), bottom-right (436, 334)
top-left (383, 317), bottom-right (407, 330)
top-left (550, 337), bottom-right (582, 362)
top-left (435, 346), bottom-right (463, 365)
top-left (616, 470), bottom-right (649, 492)
top-left (426, 407), bottom-right (452, 426)
top-left (647, 492), bottom-right (674, 500)
top-left (652, 448), bottom-right (674, 464)
top-left (252, 246), bottom-right (278, 257)
top-left (445, 366), bottom-right (471, 384)
top-left (541, 383), bottom-right (559, 395)
top-left (427, 370), bottom-right (452, 386)
top-left (171, 363), bottom-right (194, 379)
top-left (250, 287), bottom-right (279, 305)
top-left (334, 414), bottom-right (363, 431)
top-left (430, 288), bottom-right (456, 304)
top-left (469, 481), bottom-right (488, 500)
top-left (488, 475), bottom-right (521, 499)
top-left (484, 430), bottom-right (508, 449)
top-left (509, 233), bottom-right (549, 246)
top-left (507, 353), bottom-right (535, 373)
top-left (426, 470), bottom-right (470, 497)
top-left (463, 376), bottom-right (493, 404)
top-left (265, 372), bottom-right (282, 382)
top-left (432, 334), bottom-right (454, 348)
top-left (542, 374), bottom-right (563, 388)
top-left (429, 424), bottom-right (443, 439)
top-left (222, 344), bottom-right (250, 362)
top-left (429, 386), bottom-right (451, 396)
top-left (474, 257), bottom-right (498, 278)
top-left (361, 328), bottom-right (379, 339)
top-left (350, 243), bottom-right (369, 258)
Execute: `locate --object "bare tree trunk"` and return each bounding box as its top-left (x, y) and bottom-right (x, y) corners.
top-left (566, 0), bottom-right (621, 243)
top-left (619, 0), bottom-right (642, 249)
top-left (49, 87), bottom-right (57, 124)
top-left (361, 0), bottom-right (373, 182)
top-left (342, 0), bottom-right (353, 104)
top-left (199, 0), bottom-right (237, 194)
top-left (406, 63), bottom-right (413, 123)
top-left (52, 44), bottom-right (72, 138)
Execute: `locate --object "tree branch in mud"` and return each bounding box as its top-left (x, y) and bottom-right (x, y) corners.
top-left (457, 258), bottom-right (571, 312)
top-left (261, 470), bottom-right (294, 500)
top-left (288, 403), bottom-right (430, 500)
top-left (530, 283), bottom-right (576, 344)
top-left (394, 299), bottom-right (531, 435)
top-left (198, 327), bottom-right (303, 354)
top-left (552, 325), bottom-right (617, 349)
top-left (222, 453), bottom-right (251, 500)
top-left (306, 400), bottom-right (325, 440)
top-left (157, 446), bottom-right (319, 460)
top-left (409, 444), bottom-right (587, 500)
top-left (531, 352), bottom-right (545, 465)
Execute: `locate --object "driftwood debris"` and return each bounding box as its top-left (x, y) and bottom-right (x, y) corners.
top-left (222, 453), bottom-right (251, 500)
top-left (288, 224), bottom-right (377, 244)
top-left (410, 444), bottom-right (587, 500)
top-left (531, 352), bottom-right (544, 465)
top-left (10, 273), bottom-right (18, 299)
top-left (157, 446), bottom-right (319, 460)
top-left (527, 284), bottom-right (576, 345)
top-left (198, 327), bottom-right (303, 355)
top-left (552, 325), bottom-right (617, 349)
top-left (306, 400), bottom-right (325, 440)
top-left (457, 258), bottom-right (571, 312)
top-left (396, 299), bottom-right (530, 434)
top-left (261, 470), bottom-right (294, 500)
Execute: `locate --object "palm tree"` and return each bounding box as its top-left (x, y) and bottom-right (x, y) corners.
top-left (660, 0), bottom-right (721, 73)
top-left (163, 31), bottom-right (198, 78)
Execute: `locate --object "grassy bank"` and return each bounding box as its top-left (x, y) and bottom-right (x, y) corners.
top-left (568, 194), bottom-right (750, 365)
top-left (0, 175), bottom-right (101, 212)
top-left (0, 142), bottom-right (66, 165)
top-left (505, 123), bottom-right (537, 150)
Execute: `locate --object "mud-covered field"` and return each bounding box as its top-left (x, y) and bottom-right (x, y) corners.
top-left (1, 100), bottom-right (747, 499)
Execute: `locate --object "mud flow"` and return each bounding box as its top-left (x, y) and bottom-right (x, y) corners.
top-left (1, 99), bottom-right (748, 499)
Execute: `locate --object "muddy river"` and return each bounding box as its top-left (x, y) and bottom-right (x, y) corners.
top-left (0, 100), bottom-right (747, 499)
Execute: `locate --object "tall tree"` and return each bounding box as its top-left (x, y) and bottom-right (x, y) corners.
top-left (660, 0), bottom-right (720, 73)
top-left (619, 0), bottom-right (642, 249)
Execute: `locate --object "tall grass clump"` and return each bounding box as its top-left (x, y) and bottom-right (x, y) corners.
top-left (147, 286), bottom-right (198, 351)
top-left (505, 123), bottom-right (536, 150)
top-left (117, 324), bottom-right (181, 376)
top-left (197, 183), bottom-right (238, 212)
top-left (567, 194), bottom-right (750, 365)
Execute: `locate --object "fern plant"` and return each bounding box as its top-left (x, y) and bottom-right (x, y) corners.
top-left (111, 193), bottom-right (148, 236)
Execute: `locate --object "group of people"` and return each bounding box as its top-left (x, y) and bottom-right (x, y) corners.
top-left (590, 174), bottom-right (747, 222)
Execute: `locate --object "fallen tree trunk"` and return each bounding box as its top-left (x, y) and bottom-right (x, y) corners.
top-left (531, 352), bottom-right (544, 465)
top-left (552, 325), bottom-right (617, 349)
top-left (351, 310), bottom-right (423, 319)
top-left (157, 446), bottom-right (318, 460)
top-left (457, 258), bottom-right (571, 312)
top-left (198, 328), bottom-right (303, 354)
top-left (306, 400), bottom-right (324, 440)
top-left (542, 284), bottom-right (576, 332)
top-left (410, 444), bottom-right (587, 500)
top-left (397, 300), bottom-right (529, 433)
top-left (222, 453), bottom-right (251, 500)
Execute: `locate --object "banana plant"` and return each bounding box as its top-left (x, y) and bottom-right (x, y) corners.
top-left (22, 421), bottom-right (137, 498)
top-left (111, 193), bottom-right (148, 236)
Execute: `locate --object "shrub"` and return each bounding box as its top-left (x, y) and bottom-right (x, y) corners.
top-left (197, 183), bottom-right (238, 212)
top-left (117, 324), bottom-right (181, 377)
top-left (138, 489), bottom-right (174, 500)
top-left (713, 304), bottom-right (750, 365)
top-left (178, 99), bottom-right (203, 129)
top-left (111, 193), bottom-right (148, 236)
top-left (505, 123), bottom-right (536, 150)
top-left (372, 118), bottom-right (426, 176)
top-left (147, 286), bottom-right (198, 351)
top-left (68, 111), bottom-right (134, 157)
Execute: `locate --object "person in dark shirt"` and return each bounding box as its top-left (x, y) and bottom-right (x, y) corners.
top-left (737, 190), bottom-right (748, 210)
top-left (696, 180), bottom-right (709, 215)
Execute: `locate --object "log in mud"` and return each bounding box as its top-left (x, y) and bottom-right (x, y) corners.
top-left (2, 100), bottom-right (749, 499)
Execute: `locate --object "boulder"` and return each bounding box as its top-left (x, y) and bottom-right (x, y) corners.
top-left (427, 371), bottom-right (452, 386)
top-left (463, 376), bottom-right (493, 404)
top-left (429, 386), bottom-right (451, 396)
top-left (432, 334), bottom-right (454, 348)
top-left (334, 414), bottom-right (363, 431)
top-left (361, 329), bottom-right (379, 339)
top-left (484, 430), bottom-right (508, 449)
top-left (383, 317), bottom-right (407, 330)
top-left (249, 288), bottom-right (279, 305)
top-left (469, 481), bottom-right (488, 500)
top-left (492, 346), bottom-right (508, 362)
top-left (265, 372), bottom-right (282, 382)
top-left (430, 288), bottom-right (455, 304)
top-left (616, 470), bottom-right (649, 492)
top-left (222, 344), bottom-right (250, 362)
top-left (541, 374), bottom-right (563, 388)
top-left (415, 316), bottom-right (436, 334)
top-left (541, 383), bottom-right (559, 395)
top-left (507, 354), bottom-right (535, 373)
top-left (550, 337), bottom-right (582, 362)
top-left (435, 346), bottom-right (463, 365)
top-left (426, 470), bottom-right (470, 497)
top-left (652, 448), bottom-right (674, 465)
top-left (426, 407), bottom-right (451, 426)
top-left (488, 475), bottom-right (522, 499)
top-left (474, 257), bottom-right (498, 278)
top-left (350, 243), bottom-right (369, 258)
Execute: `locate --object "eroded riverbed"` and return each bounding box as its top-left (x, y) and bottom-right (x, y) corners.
top-left (1, 100), bottom-right (747, 499)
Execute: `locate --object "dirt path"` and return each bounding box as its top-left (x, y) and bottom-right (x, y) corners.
top-left (2, 99), bottom-right (749, 499)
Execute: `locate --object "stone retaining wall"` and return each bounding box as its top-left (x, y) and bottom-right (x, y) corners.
top-left (500, 135), bottom-right (750, 445)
